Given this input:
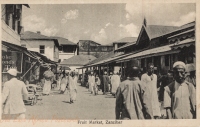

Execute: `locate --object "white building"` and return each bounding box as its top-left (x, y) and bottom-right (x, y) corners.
top-left (21, 31), bottom-right (60, 62)
top-left (51, 37), bottom-right (77, 62)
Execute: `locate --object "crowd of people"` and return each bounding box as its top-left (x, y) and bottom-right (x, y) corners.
top-left (81, 69), bottom-right (121, 97)
top-left (1, 60), bottom-right (196, 120)
top-left (80, 60), bottom-right (196, 119)
top-left (115, 61), bottom-right (196, 119)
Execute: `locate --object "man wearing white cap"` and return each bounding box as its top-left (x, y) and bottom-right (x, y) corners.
top-left (2, 68), bottom-right (28, 119)
top-left (163, 61), bottom-right (196, 119)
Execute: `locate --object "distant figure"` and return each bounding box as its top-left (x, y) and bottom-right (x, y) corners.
top-left (2, 68), bottom-right (28, 119)
top-left (108, 72), bottom-right (113, 92)
top-left (141, 63), bottom-right (161, 119)
top-left (68, 71), bottom-right (77, 104)
top-left (73, 71), bottom-right (79, 100)
top-left (60, 72), bottom-right (69, 94)
top-left (94, 74), bottom-right (101, 95)
top-left (185, 63), bottom-right (196, 88)
top-left (115, 65), bottom-right (148, 119)
top-left (102, 71), bottom-right (110, 94)
top-left (163, 61), bottom-right (196, 119)
top-left (43, 68), bottom-right (54, 95)
top-left (88, 71), bottom-right (95, 94)
top-left (111, 71), bottom-right (120, 97)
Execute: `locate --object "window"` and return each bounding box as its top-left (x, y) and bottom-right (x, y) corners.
top-left (21, 44), bottom-right (26, 48)
top-left (40, 45), bottom-right (45, 54)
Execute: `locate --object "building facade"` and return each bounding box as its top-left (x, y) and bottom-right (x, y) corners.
top-left (21, 31), bottom-right (60, 62)
top-left (77, 40), bottom-right (113, 58)
top-left (78, 21), bottom-right (195, 79)
top-left (52, 37), bottom-right (77, 62)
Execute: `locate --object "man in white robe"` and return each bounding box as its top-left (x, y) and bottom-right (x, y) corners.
top-left (141, 63), bottom-right (161, 119)
top-left (111, 71), bottom-right (120, 96)
top-left (2, 68), bottom-right (28, 119)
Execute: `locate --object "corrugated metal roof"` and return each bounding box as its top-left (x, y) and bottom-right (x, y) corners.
top-left (85, 51), bottom-right (115, 66)
top-left (146, 25), bottom-right (179, 39)
top-left (113, 37), bottom-right (137, 44)
top-left (60, 55), bottom-right (96, 66)
top-left (117, 44), bottom-right (177, 62)
top-left (51, 36), bottom-right (76, 45)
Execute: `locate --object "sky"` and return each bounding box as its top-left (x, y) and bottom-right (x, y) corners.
top-left (22, 2), bottom-right (195, 45)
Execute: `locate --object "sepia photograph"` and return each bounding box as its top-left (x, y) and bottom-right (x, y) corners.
top-left (1, 0), bottom-right (199, 125)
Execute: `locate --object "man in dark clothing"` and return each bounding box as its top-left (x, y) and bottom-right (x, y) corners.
top-left (102, 71), bottom-right (110, 94)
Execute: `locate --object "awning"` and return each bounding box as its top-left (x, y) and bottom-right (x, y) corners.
top-left (31, 51), bottom-right (58, 65)
top-left (117, 44), bottom-right (180, 62)
top-left (171, 38), bottom-right (195, 49)
top-left (2, 41), bottom-right (38, 59)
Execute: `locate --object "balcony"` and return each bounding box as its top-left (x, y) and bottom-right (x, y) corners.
top-left (1, 20), bottom-right (21, 46)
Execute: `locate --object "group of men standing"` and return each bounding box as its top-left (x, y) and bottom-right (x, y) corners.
top-left (115, 61), bottom-right (196, 119)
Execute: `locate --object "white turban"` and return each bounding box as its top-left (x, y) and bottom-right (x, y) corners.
top-left (173, 61), bottom-right (186, 69)
top-left (113, 71), bottom-right (117, 74)
top-left (7, 68), bottom-right (18, 76)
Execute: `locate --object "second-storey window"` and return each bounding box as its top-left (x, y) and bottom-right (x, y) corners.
top-left (40, 45), bottom-right (45, 54)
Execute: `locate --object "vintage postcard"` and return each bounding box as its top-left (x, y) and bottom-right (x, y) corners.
top-left (0, 0), bottom-right (199, 126)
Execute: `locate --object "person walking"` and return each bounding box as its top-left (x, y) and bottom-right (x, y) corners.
top-left (68, 71), bottom-right (77, 104)
top-left (163, 61), bottom-right (196, 119)
top-left (60, 72), bottom-right (69, 94)
top-left (141, 63), bottom-right (161, 119)
top-left (102, 71), bottom-right (110, 94)
top-left (73, 71), bottom-right (79, 100)
top-left (115, 65), bottom-right (149, 119)
top-left (111, 71), bottom-right (120, 97)
top-left (2, 68), bottom-right (28, 119)
top-left (43, 68), bottom-right (54, 95)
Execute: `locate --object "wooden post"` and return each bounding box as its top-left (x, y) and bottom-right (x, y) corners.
top-left (99, 65), bottom-right (100, 76)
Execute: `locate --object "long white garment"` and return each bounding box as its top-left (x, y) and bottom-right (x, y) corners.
top-left (111, 75), bottom-right (120, 94)
top-left (60, 77), bottom-right (68, 92)
top-left (73, 76), bottom-right (78, 100)
top-left (89, 75), bottom-right (95, 93)
top-left (88, 75), bottom-right (91, 92)
top-left (2, 78), bottom-right (28, 115)
top-left (43, 79), bottom-right (51, 94)
top-left (141, 73), bottom-right (161, 117)
top-left (68, 76), bottom-right (76, 101)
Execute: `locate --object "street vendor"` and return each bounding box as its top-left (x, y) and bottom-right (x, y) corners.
top-left (42, 67), bottom-right (54, 95)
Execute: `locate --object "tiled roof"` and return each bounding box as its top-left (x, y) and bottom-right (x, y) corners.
top-left (60, 55), bottom-right (96, 66)
top-left (21, 31), bottom-right (51, 40)
top-left (21, 31), bottom-right (60, 47)
top-left (113, 37), bottom-right (137, 43)
top-left (51, 36), bottom-right (76, 45)
top-left (78, 40), bottom-right (101, 45)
